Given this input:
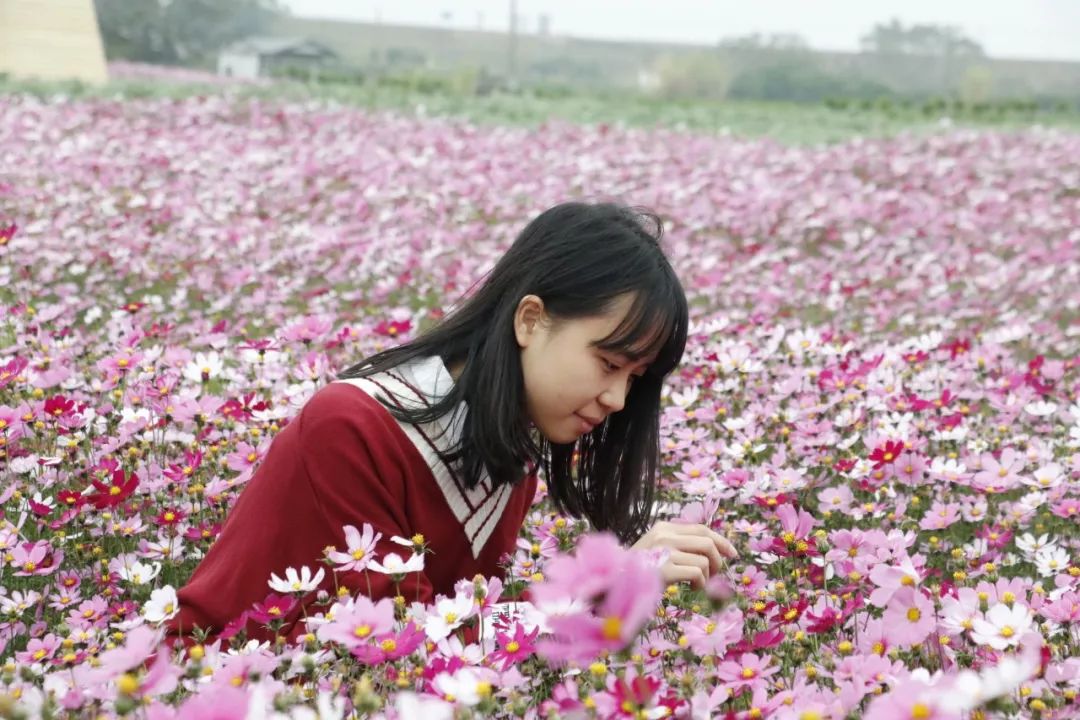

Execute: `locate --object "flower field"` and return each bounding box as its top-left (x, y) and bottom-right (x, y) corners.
top-left (0, 87), bottom-right (1079, 719)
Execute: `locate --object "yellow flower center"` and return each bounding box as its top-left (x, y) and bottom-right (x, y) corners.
top-left (1000, 625), bottom-right (1014, 638)
top-left (351, 549), bottom-right (365, 560)
top-left (742, 667), bottom-right (756, 679)
top-left (354, 625), bottom-right (371, 638)
top-left (505, 641), bottom-right (520, 653)
top-left (907, 608), bottom-right (921, 622)
top-left (601, 616), bottom-right (623, 641)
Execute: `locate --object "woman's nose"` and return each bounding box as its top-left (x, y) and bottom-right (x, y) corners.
top-left (599, 378), bottom-right (627, 413)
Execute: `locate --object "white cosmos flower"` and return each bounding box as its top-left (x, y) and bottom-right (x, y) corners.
top-left (116, 561), bottom-right (161, 586)
top-left (970, 603), bottom-right (1034, 650)
top-left (10, 455), bottom-right (41, 474)
top-left (143, 586), bottom-right (179, 623)
top-left (941, 634), bottom-right (1042, 711)
top-left (368, 552), bottom-right (425, 576)
top-left (908, 330), bottom-right (943, 353)
top-left (1015, 533), bottom-right (1056, 558)
top-left (182, 352), bottom-right (225, 384)
top-left (670, 387), bottom-right (699, 408)
top-left (722, 417), bottom-right (748, 432)
top-left (1034, 546), bottom-right (1071, 578)
top-left (431, 668), bottom-right (486, 707)
top-left (833, 408), bottom-right (859, 428)
top-left (930, 457), bottom-right (968, 482)
top-left (785, 329), bottom-right (820, 356)
top-left (933, 426), bottom-right (969, 442)
top-left (268, 565), bottom-right (325, 594)
top-left (424, 594), bottom-right (476, 642)
top-left (1024, 401), bottom-right (1057, 417)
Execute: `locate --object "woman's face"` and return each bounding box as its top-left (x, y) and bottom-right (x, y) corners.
top-left (515, 293), bottom-right (656, 444)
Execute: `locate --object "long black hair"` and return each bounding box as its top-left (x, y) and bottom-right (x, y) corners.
top-left (337, 201), bottom-right (688, 543)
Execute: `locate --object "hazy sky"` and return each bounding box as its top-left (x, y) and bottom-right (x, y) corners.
top-left (280, 1), bottom-right (1080, 61)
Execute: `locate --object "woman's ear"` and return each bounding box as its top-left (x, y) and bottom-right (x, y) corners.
top-left (513, 294), bottom-right (546, 348)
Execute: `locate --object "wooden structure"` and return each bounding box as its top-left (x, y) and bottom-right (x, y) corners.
top-left (0, 0), bottom-right (109, 84)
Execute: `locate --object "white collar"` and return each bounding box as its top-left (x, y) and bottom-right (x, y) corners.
top-left (333, 355), bottom-right (508, 558)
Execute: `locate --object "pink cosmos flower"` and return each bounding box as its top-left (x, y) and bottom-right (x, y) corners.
top-left (350, 620), bottom-right (425, 664)
top-left (881, 587), bottom-right (936, 647)
top-left (868, 554), bottom-right (925, 607)
top-left (731, 564), bottom-right (769, 598)
top-left (15, 633), bottom-right (60, 665)
top-left (173, 683), bottom-right (251, 719)
top-left (316, 595), bottom-right (395, 650)
top-left (818, 485), bottom-right (854, 513)
top-left (1043, 590), bottom-right (1080, 624)
top-left (532, 532), bottom-right (662, 664)
top-left (224, 441), bottom-right (262, 480)
top-left (920, 500), bottom-right (962, 530)
top-left (716, 652), bottom-right (779, 693)
top-left (682, 606), bottom-right (742, 656)
top-left (326, 523), bottom-right (382, 574)
top-left (11, 541), bottom-right (63, 576)
top-left (1050, 497), bottom-right (1080, 519)
top-left (769, 503), bottom-right (819, 556)
top-left (603, 666), bottom-right (678, 719)
top-left (971, 447), bottom-right (1025, 492)
top-left (864, 674), bottom-right (962, 720)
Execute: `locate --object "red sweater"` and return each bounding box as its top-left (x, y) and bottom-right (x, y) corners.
top-left (167, 356), bottom-right (537, 645)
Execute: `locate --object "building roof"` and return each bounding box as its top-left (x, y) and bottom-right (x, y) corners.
top-left (223, 36), bottom-right (337, 59)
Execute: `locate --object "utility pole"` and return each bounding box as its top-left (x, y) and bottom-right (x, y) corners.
top-left (508, 0), bottom-right (518, 82)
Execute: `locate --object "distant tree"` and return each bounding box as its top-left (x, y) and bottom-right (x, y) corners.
top-left (719, 33), bottom-right (810, 52)
top-left (93, 0), bottom-right (289, 65)
top-left (859, 18), bottom-right (984, 58)
top-left (726, 57), bottom-right (892, 103)
top-left (652, 52), bottom-right (732, 100)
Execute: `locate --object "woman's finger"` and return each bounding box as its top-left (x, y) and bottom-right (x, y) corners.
top-left (667, 549), bottom-right (710, 575)
top-left (660, 561), bottom-right (708, 590)
top-left (659, 534), bottom-right (724, 575)
top-left (669, 522), bottom-right (739, 560)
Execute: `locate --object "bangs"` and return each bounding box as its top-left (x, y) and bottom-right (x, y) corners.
top-left (592, 284), bottom-right (688, 378)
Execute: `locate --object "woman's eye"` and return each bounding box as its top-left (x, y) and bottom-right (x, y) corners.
top-left (602, 358), bottom-right (619, 373)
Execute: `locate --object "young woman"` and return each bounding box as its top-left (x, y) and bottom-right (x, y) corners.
top-left (168, 201), bottom-right (736, 645)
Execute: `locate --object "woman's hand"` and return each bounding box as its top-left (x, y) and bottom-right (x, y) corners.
top-left (631, 521), bottom-right (738, 589)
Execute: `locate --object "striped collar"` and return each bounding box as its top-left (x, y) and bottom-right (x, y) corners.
top-left (334, 356), bottom-right (511, 558)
